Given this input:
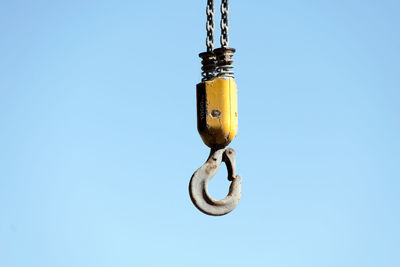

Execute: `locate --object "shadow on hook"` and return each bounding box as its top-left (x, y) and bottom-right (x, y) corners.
top-left (189, 148), bottom-right (242, 216)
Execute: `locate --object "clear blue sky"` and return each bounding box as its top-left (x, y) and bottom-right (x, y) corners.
top-left (1, 1), bottom-right (399, 266)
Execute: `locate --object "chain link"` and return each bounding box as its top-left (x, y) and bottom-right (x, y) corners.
top-left (220, 0), bottom-right (229, 47)
top-left (206, 0), bottom-right (215, 52)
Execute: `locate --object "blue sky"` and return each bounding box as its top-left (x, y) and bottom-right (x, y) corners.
top-left (0, 1), bottom-right (399, 266)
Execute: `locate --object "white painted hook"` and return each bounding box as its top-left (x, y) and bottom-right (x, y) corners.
top-left (189, 148), bottom-right (242, 216)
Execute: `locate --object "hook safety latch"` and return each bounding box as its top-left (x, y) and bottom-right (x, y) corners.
top-left (189, 148), bottom-right (242, 216)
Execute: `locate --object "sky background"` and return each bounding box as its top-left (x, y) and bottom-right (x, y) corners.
top-left (1, 0), bottom-right (399, 266)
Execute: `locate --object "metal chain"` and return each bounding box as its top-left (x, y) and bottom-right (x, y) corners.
top-left (220, 0), bottom-right (229, 47)
top-left (206, 0), bottom-right (215, 52)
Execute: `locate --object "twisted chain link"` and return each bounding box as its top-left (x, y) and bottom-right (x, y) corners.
top-left (206, 0), bottom-right (215, 52)
top-left (220, 0), bottom-right (229, 47)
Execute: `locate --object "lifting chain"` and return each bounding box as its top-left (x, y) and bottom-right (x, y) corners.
top-left (206, 0), bottom-right (215, 52)
top-left (189, 0), bottom-right (241, 216)
top-left (220, 0), bottom-right (229, 47)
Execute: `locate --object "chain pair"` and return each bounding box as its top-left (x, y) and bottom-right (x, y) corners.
top-left (206, 0), bottom-right (230, 52)
top-left (202, 0), bottom-right (234, 81)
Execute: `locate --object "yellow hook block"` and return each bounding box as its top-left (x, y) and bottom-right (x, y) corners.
top-left (196, 77), bottom-right (238, 148)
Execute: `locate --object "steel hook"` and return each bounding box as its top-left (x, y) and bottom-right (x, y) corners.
top-left (189, 148), bottom-right (242, 216)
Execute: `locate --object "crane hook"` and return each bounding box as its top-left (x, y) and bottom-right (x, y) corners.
top-left (189, 148), bottom-right (242, 216)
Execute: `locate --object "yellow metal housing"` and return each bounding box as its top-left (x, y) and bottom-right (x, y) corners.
top-left (196, 77), bottom-right (238, 148)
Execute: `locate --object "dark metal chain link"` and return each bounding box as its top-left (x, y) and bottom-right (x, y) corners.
top-left (206, 0), bottom-right (215, 52)
top-left (220, 0), bottom-right (229, 47)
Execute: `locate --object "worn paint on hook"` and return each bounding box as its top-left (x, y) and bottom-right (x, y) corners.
top-left (189, 148), bottom-right (242, 216)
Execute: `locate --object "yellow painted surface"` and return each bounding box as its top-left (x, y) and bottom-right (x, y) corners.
top-left (196, 77), bottom-right (238, 148)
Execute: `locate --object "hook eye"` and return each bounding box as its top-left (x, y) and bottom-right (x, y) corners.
top-left (189, 148), bottom-right (242, 216)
